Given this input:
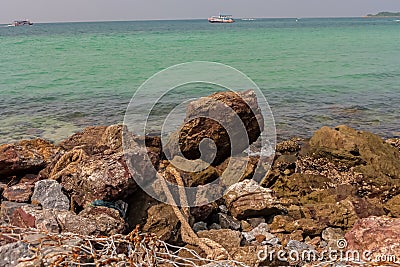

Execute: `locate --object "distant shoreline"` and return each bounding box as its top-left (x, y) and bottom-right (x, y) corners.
top-left (366, 11), bottom-right (400, 17)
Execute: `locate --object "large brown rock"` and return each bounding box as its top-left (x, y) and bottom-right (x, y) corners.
top-left (284, 218), bottom-right (327, 236)
top-left (2, 174), bottom-right (39, 202)
top-left (59, 125), bottom-right (123, 154)
top-left (125, 188), bottom-right (160, 229)
top-left (39, 125), bottom-right (156, 207)
top-left (216, 156), bottom-right (267, 186)
top-left (197, 229), bottom-right (242, 254)
top-left (386, 138), bottom-right (400, 152)
top-left (345, 216), bottom-right (400, 261)
top-left (269, 215), bottom-right (326, 236)
top-left (269, 192), bottom-right (385, 231)
top-left (142, 203), bottom-right (180, 243)
top-left (224, 179), bottom-right (286, 219)
top-left (307, 125), bottom-right (400, 200)
top-left (385, 194), bottom-right (400, 217)
top-left (2, 184), bottom-right (33, 203)
top-left (2, 203), bottom-right (125, 236)
top-left (0, 139), bottom-right (58, 177)
top-left (164, 156), bottom-right (220, 187)
top-left (165, 90), bottom-right (264, 165)
top-left (272, 173), bottom-right (333, 202)
top-left (48, 149), bottom-right (138, 206)
top-left (303, 196), bottom-right (385, 229)
top-left (63, 206), bottom-right (125, 235)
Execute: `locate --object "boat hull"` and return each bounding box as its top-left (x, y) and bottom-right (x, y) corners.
top-left (208, 15), bottom-right (235, 23)
top-left (9, 20), bottom-right (33, 26)
top-left (208, 18), bottom-right (235, 23)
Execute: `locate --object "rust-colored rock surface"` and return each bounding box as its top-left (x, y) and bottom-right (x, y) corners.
top-left (2, 174), bottom-right (39, 202)
top-left (0, 139), bottom-right (58, 177)
top-left (39, 125), bottom-right (147, 207)
top-left (345, 216), bottom-right (400, 261)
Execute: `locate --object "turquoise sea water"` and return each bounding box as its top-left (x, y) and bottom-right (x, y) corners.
top-left (0, 18), bottom-right (399, 144)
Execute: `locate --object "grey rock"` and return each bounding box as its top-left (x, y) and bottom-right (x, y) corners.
top-left (218, 213), bottom-right (241, 230)
top-left (321, 227), bottom-right (345, 250)
top-left (242, 232), bottom-right (256, 243)
top-left (31, 180), bottom-right (69, 210)
top-left (209, 223), bottom-right (222, 230)
top-left (286, 240), bottom-right (315, 251)
top-left (250, 222), bottom-right (269, 235)
top-left (242, 223), bottom-right (275, 243)
top-left (0, 241), bottom-right (33, 267)
top-left (193, 221), bottom-right (208, 232)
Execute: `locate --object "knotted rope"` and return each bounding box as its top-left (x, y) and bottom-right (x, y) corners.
top-left (158, 165), bottom-right (230, 261)
top-left (49, 147), bottom-right (86, 181)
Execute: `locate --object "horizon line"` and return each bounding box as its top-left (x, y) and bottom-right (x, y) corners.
top-left (1, 15), bottom-right (373, 24)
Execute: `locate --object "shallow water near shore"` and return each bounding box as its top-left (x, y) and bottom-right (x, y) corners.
top-left (0, 17), bottom-right (399, 144)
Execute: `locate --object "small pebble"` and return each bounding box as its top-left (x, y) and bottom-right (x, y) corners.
top-left (193, 221), bottom-right (208, 232)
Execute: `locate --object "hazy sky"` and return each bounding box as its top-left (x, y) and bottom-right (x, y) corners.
top-left (2, 0), bottom-right (400, 23)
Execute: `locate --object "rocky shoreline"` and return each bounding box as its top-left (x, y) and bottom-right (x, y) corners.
top-left (1, 90), bottom-right (400, 266)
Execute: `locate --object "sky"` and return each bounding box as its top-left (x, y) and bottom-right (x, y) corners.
top-left (1, 0), bottom-right (400, 24)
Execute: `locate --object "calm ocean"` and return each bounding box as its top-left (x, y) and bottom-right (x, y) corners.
top-left (0, 18), bottom-right (399, 144)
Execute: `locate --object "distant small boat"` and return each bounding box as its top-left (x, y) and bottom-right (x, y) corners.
top-left (394, 19), bottom-right (400, 22)
top-left (242, 18), bottom-right (256, 21)
top-left (208, 14), bottom-right (235, 23)
top-left (8, 20), bottom-right (33, 27)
